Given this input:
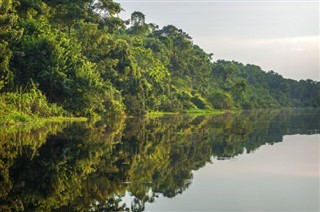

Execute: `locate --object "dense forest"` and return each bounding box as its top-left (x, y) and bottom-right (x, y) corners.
top-left (1, 0), bottom-right (319, 123)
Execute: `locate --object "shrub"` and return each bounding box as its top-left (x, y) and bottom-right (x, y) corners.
top-left (0, 86), bottom-right (66, 125)
top-left (207, 90), bottom-right (233, 109)
top-left (191, 94), bottom-right (211, 109)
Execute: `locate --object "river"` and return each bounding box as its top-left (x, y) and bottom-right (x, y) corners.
top-left (0, 109), bottom-right (319, 211)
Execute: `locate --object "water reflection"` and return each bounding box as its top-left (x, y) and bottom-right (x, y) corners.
top-left (0, 109), bottom-right (319, 211)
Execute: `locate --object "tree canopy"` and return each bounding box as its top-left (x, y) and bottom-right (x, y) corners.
top-left (0, 0), bottom-right (319, 119)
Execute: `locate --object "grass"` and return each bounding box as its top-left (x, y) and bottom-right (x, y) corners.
top-left (184, 109), bottom-right (226, 115)
top-left (147, 111), bottom-right (178, 117)
top-left (0, 87), bottom-right (88, 126)
top-left (41, 116), bottom-right (88, 122)
top-left (0, 114), bottom-right (88, 127)
top-left (147, 109), bottom-right (235, 117)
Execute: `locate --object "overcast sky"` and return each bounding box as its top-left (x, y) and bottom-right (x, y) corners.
top-left (117, 0), bottom-right (319, 81)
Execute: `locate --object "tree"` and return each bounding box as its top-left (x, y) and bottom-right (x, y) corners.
top-left (131, 11), bottom-right (145, 27)
top-left (0, 0), bottom-right (21, 90)
top-left (127, 11), bottom-right (149, 36)
top-left (44, 0), bottom-right (90, 36)
top-left (10, 14), bottom-right (124, 116)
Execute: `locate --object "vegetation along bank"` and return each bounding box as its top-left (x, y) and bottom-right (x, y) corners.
top-left (1, 0), bottom-right (319, 124)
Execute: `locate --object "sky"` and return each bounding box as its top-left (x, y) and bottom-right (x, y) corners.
top-left (117, 0), bottom-right (319, 81)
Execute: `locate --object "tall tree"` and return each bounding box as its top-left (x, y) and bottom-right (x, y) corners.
top-left (131, 11), bottom-right (145, 27)
top-left (0, 0), bottom-right (21, 90)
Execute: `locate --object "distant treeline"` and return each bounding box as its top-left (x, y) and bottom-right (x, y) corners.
top-left (1, 0), bottom-right (319, 120)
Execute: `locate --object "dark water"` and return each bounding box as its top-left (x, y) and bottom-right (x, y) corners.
top-left (0, 109), bottom-right (319, 211)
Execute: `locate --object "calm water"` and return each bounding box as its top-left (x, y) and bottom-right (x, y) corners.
top-left (0, 109), bottom-right (319, 211)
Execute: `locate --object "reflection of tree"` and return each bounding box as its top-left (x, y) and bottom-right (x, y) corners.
top-left (0, 119), bottom-right (126, 211)
top-left (0, 109), bottom-right (319, 211)
top-left (0, 123), bottom-right (67, 211)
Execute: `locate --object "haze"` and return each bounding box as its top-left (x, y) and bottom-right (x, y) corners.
top-left (118, 0), bottom-right (319, 81)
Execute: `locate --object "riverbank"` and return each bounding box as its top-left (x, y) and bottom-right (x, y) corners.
top-left (0, 109), bottom-right (234, 126)
top-left (0, 88), bottom-right (89, 126)
top-left (0, 114), bottom-right (88, 127)
top-left (147, 109), bottom-right (232, 117)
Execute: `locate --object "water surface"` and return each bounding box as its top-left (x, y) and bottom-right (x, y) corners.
top-left (0, 109), bottom-right (319, 211)
top-left (146, 134), bottom-right (319, 211)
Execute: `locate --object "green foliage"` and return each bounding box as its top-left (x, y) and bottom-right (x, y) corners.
top-left (10, 13), bottom-right (124, 117)
top-left (191, 93), bottom-right (211, 109)
top-left (207, 90), bottom-right (233, 109)
top-left (0, 85), bottom-right (66, 125)
top-left (210, 60), bottom-right (320, 109)
top-left (0, 0), bottom-right (22, 90)
top-left (0, 1), bottom-right (319, 121)
top-left (158, 96), bottom-right (183, 112)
